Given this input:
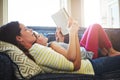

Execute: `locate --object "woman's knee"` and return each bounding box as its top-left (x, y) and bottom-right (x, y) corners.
top-left (90, 23), bottom-right (102, 30)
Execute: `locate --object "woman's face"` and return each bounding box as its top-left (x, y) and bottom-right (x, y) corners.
top-left (16, 23), bottom-right (36, 48)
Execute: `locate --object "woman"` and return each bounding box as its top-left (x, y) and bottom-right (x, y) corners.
top-left (0, 20), bottom-right (120, 75)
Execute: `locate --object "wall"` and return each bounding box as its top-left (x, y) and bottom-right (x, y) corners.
top-left (3, 0), bottom-right (8, 25)
top-left (0, 0), bottom-right (8, 26)
top-left (70, 0), bottom-right (82, 26)
top-left (0, 0), bottom-right (3, 26)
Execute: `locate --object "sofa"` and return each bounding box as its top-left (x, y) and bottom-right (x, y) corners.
top-left (0, 27), bottom-right (120, 80)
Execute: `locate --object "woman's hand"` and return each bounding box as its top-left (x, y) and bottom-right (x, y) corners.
top-left (55, 27), bottom-right (65, 42)
top-left (33, 33), bottom-right (48, 46)
top-left (66, 18), bottom-right (81, 71)
top-left (68, 18), bottom-right (80, 34)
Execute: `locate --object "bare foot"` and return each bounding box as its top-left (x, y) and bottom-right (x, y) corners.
top-left (108, 48), bottom-right (120, 57)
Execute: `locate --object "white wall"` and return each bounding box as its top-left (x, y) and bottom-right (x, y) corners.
top-left (0, 0), bottom-right (8, 26)
top-left (3, 0), bottom-right (8, 25)
top-left (0, 0), bottom-right (3, 26)
top-left (71, 0), bottom-right (82, 26)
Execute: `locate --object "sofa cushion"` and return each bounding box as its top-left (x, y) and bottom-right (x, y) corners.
top-left (0, 41), bottom-right (43, 79)
top-left (0, 53), bottom-right (15, 80)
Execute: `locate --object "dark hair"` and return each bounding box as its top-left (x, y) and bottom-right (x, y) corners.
top-left (0, 21), bottom-right (20, 45)
top-left (0, 21), bottom-right (35, 61)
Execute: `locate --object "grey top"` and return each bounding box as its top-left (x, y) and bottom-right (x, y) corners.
top-left (48, 42), bottom-right (94, 59)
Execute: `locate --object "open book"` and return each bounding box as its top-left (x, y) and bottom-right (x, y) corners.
top-left (51, 8), bottom-right (69, 35)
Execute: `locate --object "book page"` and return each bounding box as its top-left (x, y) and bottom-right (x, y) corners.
top-left (51, 8), bottom-right (69, 35)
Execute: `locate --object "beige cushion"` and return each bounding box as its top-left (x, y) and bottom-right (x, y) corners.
top-left (0, 41), bottom-right (43, 79)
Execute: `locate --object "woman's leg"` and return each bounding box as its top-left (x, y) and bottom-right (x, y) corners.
top-left (90, 56), bottom-right (120, 75)
top-left (80, 24), bottom-right (112, 59)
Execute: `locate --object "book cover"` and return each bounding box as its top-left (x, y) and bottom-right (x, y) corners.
top-left (51, 8), bottom-right (69, 35)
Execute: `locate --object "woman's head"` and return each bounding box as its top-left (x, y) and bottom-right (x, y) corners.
top-left (16, 23), bottom-right (36, 49)
top-left (0, 21), bottom-right (37, 61)
top-left (0, 21), bottom-right (36, 49)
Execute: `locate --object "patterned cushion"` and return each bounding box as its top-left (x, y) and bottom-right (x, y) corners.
top-left (0, 41), bottom-right (43, 79)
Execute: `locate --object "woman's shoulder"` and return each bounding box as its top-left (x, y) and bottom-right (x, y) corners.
top-left (33, 43), bottom-right (54, 49)
top-left (32, 43), bottom-right (45, 48)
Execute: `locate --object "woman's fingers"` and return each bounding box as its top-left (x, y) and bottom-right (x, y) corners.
top-left (55, 27), bottom-right (64, 42)
top-left (67, 17), bottom-right (73, 28)
top-left (68, 19), bottom-right (80, 33)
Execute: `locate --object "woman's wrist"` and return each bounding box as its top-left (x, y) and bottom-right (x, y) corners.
top-left (69, 30), bottom-right (78, 36)
top-left (48, 41), bottom-right (54, 47)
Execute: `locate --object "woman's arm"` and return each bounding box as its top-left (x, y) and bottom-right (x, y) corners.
top-left (50, 28), bottom-right (80, 62)
top-left (49, 42), bottom-right (68, 58)
top-left (67, 20), bottom-right (81, 70)
top-left (51, 20), bottom-right (81, 71)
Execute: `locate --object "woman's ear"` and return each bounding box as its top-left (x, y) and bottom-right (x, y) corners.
top-left (16, 36), bottom-right (23, 42)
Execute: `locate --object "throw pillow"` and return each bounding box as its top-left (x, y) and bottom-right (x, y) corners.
top-left (0, 41), bottom-right (43, 79)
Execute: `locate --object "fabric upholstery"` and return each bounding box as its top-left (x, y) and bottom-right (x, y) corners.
top-left (0, 27), bottom-right (120, 80)
top-left (0, 53), bottom-right (14, 80)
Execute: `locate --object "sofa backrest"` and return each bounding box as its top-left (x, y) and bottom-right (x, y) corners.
top-left (30, 26), bottom-right (120, 51)
top-left (104, 28), bottom-right (120, 51)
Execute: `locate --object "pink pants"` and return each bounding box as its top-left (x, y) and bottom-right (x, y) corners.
top-left (80, 24), bottom-right (112, 59)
